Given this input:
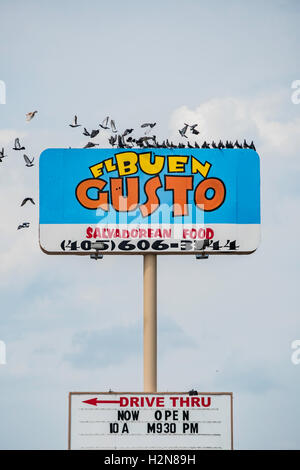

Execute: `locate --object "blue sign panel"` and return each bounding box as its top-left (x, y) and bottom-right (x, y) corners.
top-left (39, 148), bottom-right (260, 254)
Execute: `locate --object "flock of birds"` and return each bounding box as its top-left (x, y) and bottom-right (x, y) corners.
top-left (1, 111), bottom-right (256, 231)
top-left (0, 111), bottom-right (37, 230)
top-left (69, 115), bottom-right (256, 151)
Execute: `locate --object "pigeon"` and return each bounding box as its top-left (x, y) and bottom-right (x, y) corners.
top-left (109, 135), bottom-right (117, 146)
top-left (188, 389), bottom-right (198, 396)
top-left (13, 138), bottom-right (25, 150)
top-left (23, 154), bottom-right (34, 167)
top-left (99, 116), bottom-right (110, 129)
top-left (179, 124), bottom-right (188, 138)
top-left (84, 142), bottom-right (99, 149)
top-left (21, 197), bottom-right (35, 207)
top-left (122, 129), bottom-right (133, 137)
top-left (194, 141), bottom-right (199, 148)
top-left (110, 120), bottom-right (117, 133)
top-left (26, 111), bottom-right (38, 121)
top-left (0, 148), bottom-right (7, 161)
top-left (141, 122), bottom-right (156, 128)
top-left (17, 222), bottom-right (30, 230)
top-left (234, 140), bottom-right (243, 149)
top-left (83, 127), bottom-right (99, 138)
top-left (118, 135), bottom-right (126, 148)
top-left (69, 115), bottom-right (81, 128)
top-left (218, 140), bottom-right (225, 149)
top-left (243, 139), bottom-right (250, 149)
top-left (249, 140), bottom-right (256, 151)
top-left (211, 141), bottom-right (218, 149)
top-left (201, 141), bottom-right (210, 148)
top-left (225, 140), bottom-right (234, 149)
top-left (190, 124), bottom-right (200, 135)
top-left (90, 129), bottom-right (99, 138)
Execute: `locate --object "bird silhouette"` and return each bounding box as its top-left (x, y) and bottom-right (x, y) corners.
top-left (179, 124), bottom-right (188, 138)
top-left (69, 115), bottom-right (81, 128)
top-left (201, 141), bottom-right (210, 148)
top-left (110, 120), bottom-right (117, 133)
top-left (99, 116), bottom-right (110, 129)
top-left (190, 124), bottom-right (199, 135)
top-left (83, 142), bottom-right (99, 148)
top-left (13, 138), bottom-right (25, 150)
top-left (234, 140), bottom-right (242, 149)
top-left (23, 154), bottom-right (34, 167)
top-left (17, 222), bottom-right (30, 230)
top-left (0, 148), bottom-right (7, 162)
top-left (21, 197), bottom-right (35, 207)
top-left (26, 111), bottom-right (38, 121)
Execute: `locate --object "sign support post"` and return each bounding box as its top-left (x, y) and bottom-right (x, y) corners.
top-left (143, 253), bottom-right (157, 393)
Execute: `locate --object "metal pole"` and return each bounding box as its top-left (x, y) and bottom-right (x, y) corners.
top-left (143, 253), bottom-right (157, 393)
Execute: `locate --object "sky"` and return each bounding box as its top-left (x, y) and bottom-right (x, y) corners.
top-left (0, 0), bottom-right (300, 450)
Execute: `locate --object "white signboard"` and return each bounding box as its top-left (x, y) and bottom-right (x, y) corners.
top-left (69, 392), bottom-right (233, 450)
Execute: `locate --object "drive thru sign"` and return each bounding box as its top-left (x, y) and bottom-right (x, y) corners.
top-left (69, 392), bottom-right (233, 450)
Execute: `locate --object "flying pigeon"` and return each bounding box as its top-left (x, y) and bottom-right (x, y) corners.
top-left (83, 142), bottom-right (99, 149)
top-left (141, 122), bottom-right (156, 128)
top-left (90, 129), bottom-right (99, 138)
top-left (17, 222), bottom-right (30, 230)
top-left (0, 148), bottom-right (7, 161)
top-left (109, 135), bottom-right (117, 146)
top-left (110, 120), bottom-right (117, 133)
top-left (21, 197), bottom-right (35, 207)
top-left (99, 116), bottom-right (110, 129)
top-left (122, 129), bottom-right (133, 137)
top-left (26, 111), bottom-right (38, 121)
top-left (13, 138), bottom-right (25, 151)
top-left (179, 124), bottom-right (188, 138)
top-left (23, 154), bottom-right (34, 167)
top-left (190, 124), bottom-right (199, 135)
top-left (69, 115), bottom-right (81, 128)
top-left (83, 128), bottom-right (99, 138)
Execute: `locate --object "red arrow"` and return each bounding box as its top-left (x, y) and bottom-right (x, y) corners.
top-left (82, 398), bottom-right (121, 406)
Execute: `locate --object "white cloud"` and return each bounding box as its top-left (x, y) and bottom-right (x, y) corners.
top-left (169, 94), bottom-right (300, 158)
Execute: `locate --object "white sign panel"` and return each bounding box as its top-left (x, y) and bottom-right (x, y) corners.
top-left (69, 392), bottom-right (233, 450)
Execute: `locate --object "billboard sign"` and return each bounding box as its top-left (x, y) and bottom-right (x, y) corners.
top-left (69, 392), bottom-right (233, 450)
top-left (39, 148), bottom-right (260, 255)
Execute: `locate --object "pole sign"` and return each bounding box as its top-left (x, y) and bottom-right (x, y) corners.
top-left (39, 148), bottom-right (260, 255)
top-left (69, 392), bottom-right (233, 450)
